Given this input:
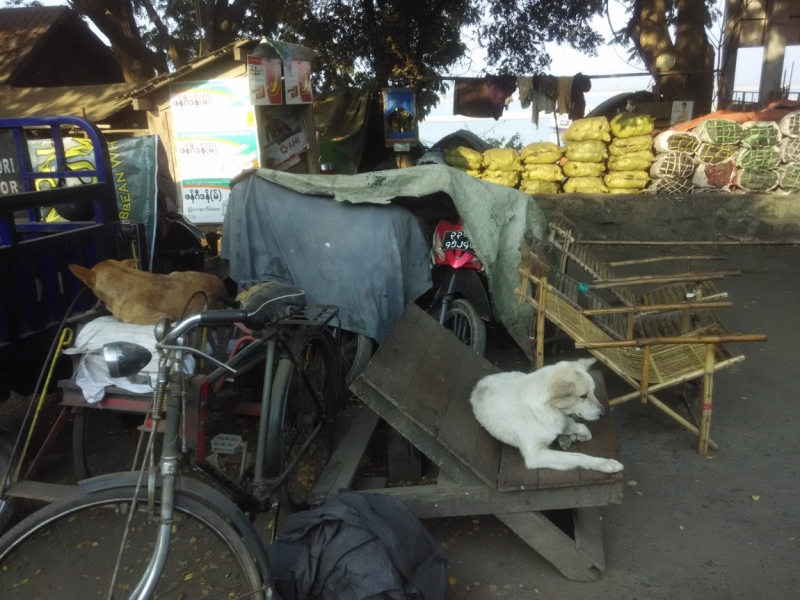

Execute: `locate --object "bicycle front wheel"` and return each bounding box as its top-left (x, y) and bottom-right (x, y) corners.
top-left (0, 486), bottom-right (265, 599)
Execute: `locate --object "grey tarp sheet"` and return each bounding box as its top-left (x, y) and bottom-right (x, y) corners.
top-left (269, 490), bottom-right (446, 600)
top-left (222, 173), bottom-right (432, 343)
top-left (223, 165), bottom-right (547, 353)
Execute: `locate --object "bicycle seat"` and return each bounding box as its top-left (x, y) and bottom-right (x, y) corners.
top-left (237, 281), bottom-right (306, 329)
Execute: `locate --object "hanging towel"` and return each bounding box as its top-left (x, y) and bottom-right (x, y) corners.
top-left (556, 76), bottom-right (574, 115)
top-left (454, 75), bottom-right (517, 120)
top-left (529, 76), bottom-right (558, 127)
top-left (517, 76), bottom-right (534, 109)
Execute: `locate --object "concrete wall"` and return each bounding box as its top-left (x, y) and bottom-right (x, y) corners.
top-left (534, 192), bottom-right (800, 241)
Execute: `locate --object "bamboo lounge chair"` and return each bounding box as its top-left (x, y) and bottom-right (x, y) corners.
top-left (547, 214), bottom-right (738, 307)
top-left (517, 245), bottom-right (766, 455)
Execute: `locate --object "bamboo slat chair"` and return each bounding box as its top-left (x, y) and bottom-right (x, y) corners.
top-left (547, 215), bottom-right (739, 318)
top-left (517, 245), bottom-right (766, 455)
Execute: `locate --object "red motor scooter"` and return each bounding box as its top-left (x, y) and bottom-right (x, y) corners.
top-left (429, 219), bottom-right (491, 355)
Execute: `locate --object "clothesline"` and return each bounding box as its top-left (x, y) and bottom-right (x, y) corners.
top-left (433, 70), bottom-right (720, 81)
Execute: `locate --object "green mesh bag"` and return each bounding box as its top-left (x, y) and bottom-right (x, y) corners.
top-left (778, 110), bottom-right (800, 138)
top-left (696, 143), bottom-right (738, 165)
top-left (779, 163), bottom-right (800, 193)
top-left (741, 121), bottom-right (781, 149)
top-left (645, 177), bottom-right (694, 195)
top-left (654, 131), bottom-right (701, 154)
top-left (695, 119), bottom-right (743, 145)
top-left (735, 169), bottom-right (778, 192)
top-left (779, 138), bottom-right (800, 163)
top-left (737, 147), bottom-right (781, 171)
top-left (649, 152), bottom-right (695, 179)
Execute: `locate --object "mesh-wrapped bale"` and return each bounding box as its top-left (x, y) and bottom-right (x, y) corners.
top-left (520, 142), bottom-right (564, 164)
top-left (480, 170), bottom-right (520, 187)
top-left (695, 119), bottom-right (743, 144)
top-left (604, 171), bottom-right (650, 190)
top-left (483, 148), bottom-right (523, 172)
top-left (521, 163), bottom-right (563, 181)
top-left (778, 110), bottom-right (800, 138)
top-left (650, 152), bottom-right (695, 179)
top-left (741, 121), bottom-right (782, 149)
top-left (653, 130), bottom-right (701, 154)
top-left (645, 177), bottom-right (694, 195)
top-left (779, 163), bottom-right (800, 192)
top-left (692, 162), bottom-right (736, 189)
top-left (608, 152), bottom-right (655, 172)
top-left (779, 138), bottom-right (800, 163)
top-left (562, 117), bottom-right (611, 142)
top-left (519, 179), bottom-right (561, 194)
top-left (737, 147), bottom-right (781, 171)
top-left (696, 143), bottom-right (738, 165)
top-left (610, 113), bottom-right (655, 138)
top-left (609, 135), bottom-right (654, 156)
top-left (444, 146), bottom-right (483, 170)
top-left (564, 140), bottom-right (608, 163)
top-left (735, 169), bottom-right (779, 192)
top-left (562, 161), bottom-right (606, 177)
top-left (563, 177), bottom-right (609, 193)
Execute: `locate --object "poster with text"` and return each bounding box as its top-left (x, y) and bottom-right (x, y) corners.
top-left (285, 61), bottom-right (312, 105)
top-left (170, 79), bottom-right (260, 223)
top-left (261, 107), bottom-right (309, 170)
top-left (247, 55), bottom-right (283, 105)
top-left (670, 101), bottom-right (694, 126)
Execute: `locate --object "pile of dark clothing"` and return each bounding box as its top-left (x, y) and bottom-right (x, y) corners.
top-left (269, 491), bottom-right (447, 600)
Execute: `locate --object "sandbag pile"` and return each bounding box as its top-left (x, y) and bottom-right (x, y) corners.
top-left (443, 146), bottom-right (483, 178)
top-left (604, 113), bottom-right (655, 194)
top-left (519, 142), bottom-right (563, 194)
top-left (561, 117), bottom-right (611, 193)
top-left (481, 147), bottom-right (523, 188)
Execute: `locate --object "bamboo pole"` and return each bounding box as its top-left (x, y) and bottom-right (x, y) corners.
top-left (626, 312), bottom-right (635, 340)
top-left (518, 250), bottom-right (530, 307)
top-left (581, 301), bottom-right (732, 316)
top-left (606, 255), bottom-right (725, 267)
top-left (589, 271), bottom-right (739, 289)
top-left (646, 393), bottom-right (719, 451)
top-left (535, 276), bottom-right (548, 370)
top-left (640, 346), bottom-right (650, 404)
top-left (699, 343), bottom-right (715, 455)
top-left (576, 334), bottom-right (766, 349)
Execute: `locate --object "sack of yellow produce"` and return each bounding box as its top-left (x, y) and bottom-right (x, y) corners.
top-left (483, 147), bottom-right (523, 171)
top-left (609, 135), bottom-right (654, 156)
top-left (563, 177), bottom-right (609, 193)
top-left (443, 146), bottom-right (483, 170)
top-left (520, 142), bottom-right (564, 164)
top-left (610, 113), bottom-right (655, 138)
top-left (604, 170), bottom-right (650, 189)
top-left (562, 161), bottom-right (606, 178)
top-left (562, 117), bottom-right (611, 142)
top-left (608, 188), bottom-right (642, 195)
top-left (565, 140), bottom-right (608, 163)
top-left (521, 163), bottom-right (563, 181)
top-left (519, 179), bottom-right (560, 194)
top-left (453, 166), bottom-right (483, 178)
top-left (607, 153), bottom-right (655, 171)
top-left (480, 169), bottom-right (520, 187)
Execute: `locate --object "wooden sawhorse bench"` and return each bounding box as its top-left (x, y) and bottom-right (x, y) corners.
top-left (310, 304), bottom-right (624, 581)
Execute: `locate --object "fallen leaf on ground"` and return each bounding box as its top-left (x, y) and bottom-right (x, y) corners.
top-left (635, 491), bottom-right (642, 496)
top-left (752, 495), bottom-right (760, 501)
top-left (627, 480), bottom-right (637, 486)
top-left (448, 577), bottom-right (457, 585)
top-left (183, 573), bottom-right (194, 581)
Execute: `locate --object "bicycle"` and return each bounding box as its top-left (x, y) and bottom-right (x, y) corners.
top-left (0, 281), bottom-right (341, 599)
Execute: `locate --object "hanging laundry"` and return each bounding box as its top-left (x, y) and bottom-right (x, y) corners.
top-left (556, 76), bottom-right (574, 115)
top-left (517, 76), bottom-right (534, 109)
top-left (569, 73), bottom-right (592, 121)
top-left (454, 75), bottom-right (517, 120)
top-left (528, 76), bottom-right (557, 127)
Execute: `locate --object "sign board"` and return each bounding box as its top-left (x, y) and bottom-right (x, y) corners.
top-left (170, 79), bottom-right (260, 223)
top-left (247, 55), bottom-right (283, 105)
top-left (382, 88), bottom-right (418, 147)
top-left (262, 106), bottom-right (309, 170)
top-left (211, 433), bottom-right (242, 455)
top-left (670, 101), bottom-right (694, 126)
top-left (0, 130), bottom-right (24, 196)
top-left (285, 61), bottom-right (313, 105)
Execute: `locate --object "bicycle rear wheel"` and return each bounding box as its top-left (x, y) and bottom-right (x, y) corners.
top-left (267, 328), bottom-right (339, 511)
top-left (0, 486), bottom-right (265, 598)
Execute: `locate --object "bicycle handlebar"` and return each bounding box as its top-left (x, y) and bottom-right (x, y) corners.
top-left (200, 309), bottom-right (248, 325)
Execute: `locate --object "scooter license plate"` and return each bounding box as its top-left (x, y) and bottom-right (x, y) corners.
top-left (442, 230), bottom-right (473, 252)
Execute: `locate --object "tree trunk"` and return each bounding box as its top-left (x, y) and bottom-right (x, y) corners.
top-left (199, 0), bottom-right (252, 53)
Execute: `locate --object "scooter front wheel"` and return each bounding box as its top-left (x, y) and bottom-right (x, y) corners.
top-left (443, 298), bottom-right (486, 356)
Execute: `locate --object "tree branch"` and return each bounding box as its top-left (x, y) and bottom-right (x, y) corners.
top-left (140, 0), bottom-right (185, 68)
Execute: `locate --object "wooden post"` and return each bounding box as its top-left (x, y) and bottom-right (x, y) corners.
top-left (536, 277), bottom-right (549, 370)
top-left (519, 248), bottom-right (530, 306)
top-left (626, 311), bottom-right (635, 339)
top-left (699, 343), bottom-right (715, 455)
top-left (681, 309), bottom-right (691, 334)
top-left (640, 345), bottom-right (650, 404)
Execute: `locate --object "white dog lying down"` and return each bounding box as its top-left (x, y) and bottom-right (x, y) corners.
top-left (470, 358), bottom-right (624, 473)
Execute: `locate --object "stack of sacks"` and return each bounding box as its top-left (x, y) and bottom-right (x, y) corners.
top-left (519, 142), bottom-right (564, 194)
top-left (481, 148), bottom-right (522, 188)
top-left (562, 117), bottom-right (610, 193)
top-left (604, 113), bottom-right (655, 194)
top-left (444, 146), bottom-right (483, 178)
top-left (734, 121), bottom-right (782, 192)
top-left (694, 119), bottom-right (741, 166)
top-left (646, 130), bottom-right (699, 194)
top-left (777, 111), bottom-right (800, 193)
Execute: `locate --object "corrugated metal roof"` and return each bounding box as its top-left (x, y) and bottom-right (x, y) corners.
top-left (0, 6), bottom-right (70, 85)
top-left (0, 83), bottom-right (142, 121)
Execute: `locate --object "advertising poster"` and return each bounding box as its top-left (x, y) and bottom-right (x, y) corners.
top-left (382, 88), bottom-right (418, 146)
top-left (247, 55), bottom-right (283, 106)
top-left (170, 79), bottom-right (260, 223)
top-left (670, 101), bottom-right (694, 126)
top-left (285, 61), bottom-right (312, 105)
top-left (261, 107), bottom-right (309, 171)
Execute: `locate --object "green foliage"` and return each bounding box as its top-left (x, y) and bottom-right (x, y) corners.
top-left (483, 133), bottom-right (524, 152)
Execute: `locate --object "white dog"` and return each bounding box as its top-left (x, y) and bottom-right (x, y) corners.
top-left (469, 358), bottom-right (623, 473)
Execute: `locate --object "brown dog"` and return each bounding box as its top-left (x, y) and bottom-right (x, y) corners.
top-left (69, 259), bottom-right (228, 325)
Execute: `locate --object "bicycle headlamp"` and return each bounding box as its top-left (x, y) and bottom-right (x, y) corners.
top-left (103, 342), bottom-right (152, 378)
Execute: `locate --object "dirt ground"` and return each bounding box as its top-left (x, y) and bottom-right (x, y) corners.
top-left (1, 245), bottom-right (798, 599)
